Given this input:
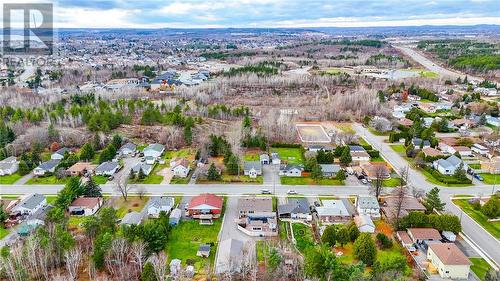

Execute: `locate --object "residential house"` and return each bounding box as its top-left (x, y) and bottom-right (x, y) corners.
top-left (422, 147), bottom-right (444, 158)
top-left (132, 163), bottom-right (153, 176)
top-left (145, 156), bottom-right (156, 165)
top-left (433, 155), bottom-right (468, 175)
top-left (69, 197), bottom-right (103, 216)
top-left (0, 156), bottom-right (19, 176)
top-left (243, 161), bottom-right (262, 178)
top-left (187, 193), bottom-right (223, 224)
top-left (451, 118), bottom-right (475, 130)
top-left (171, 158), bottom-right (191, 178)
top-left (143, 143), bottom-right (165, 159)
top-left (486, 115), bottom-right (500, 127)
top-left (438, 142), bottom-right (456, 155)
top-left (453, 146), bottom-right (473, 158)
top-left (26, 205), bottom-right (53, 226)
top-left (396, 231), bottom-right (414, 249)
top-left (144, 196), bottom-right (175, 218)
top-left (278, 198), bottom-right (311, 220)
top-left (260, 153), bottom-right (270, 165)
top-left (316, 199), bottom-right (355, 224)
top-left (237, 197), bottom-right (277, 236)
top-left (51, 148), bottom-right (71, 160)
top-left (350, 146), bottom-right (370, 163)
top-left (95, 161), bottom-right (120, 176)
top-left (381, 196), bottom-right (426, 219)
top-left (356, 195), bottom-right (380, 218)
top-left (412, 138), bottom-right (431, 149)
top-left (354, 215), bottom-right (375, 233)
top-left (407, 228), bottom-right (442, 244)
top-left (33, 159), bottom-right (61, 176)
top-left (279, 164), bottom-right (303, 177)
top-left (427, 243), bottom-right (471, 279)
top-left (118, 143), bottom-right (137, 156)
top-left (361, 163), bottom-right (390, 180)
top-left (319, 164), bottom-right (341, 177)
top-left (67, 162), bottom-right (97, 177)
top-left (481, 157), bottom-right (500, 174)
top-left (271, 152), bottom-right (281, 165)
top-left (419, 103), bottom-right (436, 113)
top-left (216, 239), bottom-right (244, 273)
top-left (169, 208), bottom-right (182, 225)
top-left (120, 212), bottom-right (145, 225)
top-left (423, 117), bottom-right (435, 127)
top-left (471, 143), bottom-right (491, 157)
top-left (398, 118), bottom-right (414, 127)
top-left (10, 193), bottom-right (46, 216)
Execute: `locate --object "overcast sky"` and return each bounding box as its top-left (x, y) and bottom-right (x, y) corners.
top-left (2, 0), bottom-right (500, 28)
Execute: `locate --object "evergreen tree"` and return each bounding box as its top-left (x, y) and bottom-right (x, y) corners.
top-left (311, 162), bottom-right (323, 181)
top-left (79, 143), bottom-right (95, 161)
top-left (321, 225), bottom-right (337, 247)
top-left (138, 168), bottom-right (146, 179)
top-left (348, 223), bottom-right (360, 242)
top-left (242, 115), bottom-right (251, 128)
top-left (184, 125), bottom-right (193, 145)
top-left (18, 160), bottom-right (31, 175)
top-left (207, 163), bottom-right (220, 181)
top-left (337, 226), bottom-right (350, 247)
top-left (336, 169), bottom-right (346, 181)
top-left (353, 233), bottom-right (377, 266)
top-left (111, 134), bottom-right (122, 150)
top-left (141, 262), bottom-right (158, 281)
top-left (422, 187), bottom-right (446, 213)
top-left (340, 147), bottom-right (352, 165)
top-left (453, 163), bottom-right (468, 182)
top-left (84, 177), bottom-right (102, 197)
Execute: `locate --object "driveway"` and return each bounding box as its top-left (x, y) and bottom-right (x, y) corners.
top-left (263, 164), bottom-right (279, 186)
top-left (14, 173), bottom-right (33, 185)
top-left (110, 156), bottom-right (139, 183)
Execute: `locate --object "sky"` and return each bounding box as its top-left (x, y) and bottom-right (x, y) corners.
top-left (1, 0), bottom-right (500, 29)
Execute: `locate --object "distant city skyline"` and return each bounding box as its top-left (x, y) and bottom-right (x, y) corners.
top-left (1, 0), bottom-right (499, 29)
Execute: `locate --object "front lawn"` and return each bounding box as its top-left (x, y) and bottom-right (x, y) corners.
top-left (130, 164), bottom-right (164, 184)
top-left (166, 219), bottom-right (222, 273)
top-left (270, 147), bottom-right (304, 165)
top-left (453, 199), bottom-right (500, 238)
top-left (470, 257), bottom-right (493, 280)
top-left (390, 145), bottom-right (406, 155)
top-left (281, 176), bottom-right (344, 185)
top-left (382, 178), bottom-right (401, 187)
top-left (114, 197), bottom-right (149, 218)
top-left (479, 174), bottom-right (499, 185)
top-left (420, 167), bottom-right (473, 187)
top-left (164, 148), bottom-right (196, 162)
top-left (0, 173), bottom-right (23, 184)
top-left (92, 175), bottom-right (108, 184)
top-left (368, 127), bottom-right (391, 136)
top-left (292, 223), bottom-right (315, 254)
top-left (0, 227), bottom-right (10, 239)
top-left (197, 174), bottom-right (263, 184)
top-left (26, 175), bottom-right (68, 185)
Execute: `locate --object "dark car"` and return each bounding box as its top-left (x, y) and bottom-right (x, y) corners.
top-left (473, 174), bottom-right (484, 181)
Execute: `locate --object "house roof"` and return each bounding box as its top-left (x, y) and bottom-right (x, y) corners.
top-left (278, 198), bottom-right (309, 215)
top-left (408, 228), bottom-right (442, 240)
top-left (362, 163), bottom-right (390, 179)
top-left (354, 214), bottom-right (374, 228)
top-left (70, 197), bottom-right (101, 209)
top-left (316, 199), bottom-right (354, 217)
top-left (238, 196), bottom-right (273, 213)
top-left (54, 147), bottom-right (70, 156)
top-left (453, 146), bottom-right (471, 152)
top-left (37, 159), bottom-right (61, 170)
top-left (397, 231), bottom-right (413, 245)
top-left (398, 118), bottom-right (414, 127)
top-left (357, 196), bottom-right (379, 209)
top-left (121, 212), bottom-right (144, 225)
top-left (189, 193), bottom-right (223, 210)
top-left (280, 164), bottom-right (304, 172)
top-left (429, 243), bottom-right (471, 265)
top-left (67, 162), bottom-right (97, 173)
top-left (13, 193), bottom-right (45, 211)
top-left (172, 158), bottom-right (190, 169)
top-left (0, 156), bottom-right (17, 170)
top-left (29, 204), bottom-right (53, 222)
top-left (243, 161), bottom-right (262, 172)
top-left (349, 145), bottom-right (366, 152)
top-left (119, 142), bottom-right (136, 152)
top-left (422, 147), bottom-right (443, 157)
top-left (96, 161), bottom-right (119, 173)
top-left (218, 238), bottom-right (244, 265)
top-left (144, 143), bottom-right (165, 153)
top-left (259, 154), bottom-right (269, 160)
top-left (145, 196), bottom-right (174, 210)
top-left (319, 164), bottom-right (341, 174)
top-left (132, 163), bottom-right (153, 174)
top-left (412, 138), bottom-right (430, 147)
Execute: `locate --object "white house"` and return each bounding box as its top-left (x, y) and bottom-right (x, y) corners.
top-left (471, 143), bottom-right (490, 157)
top-left (144, 196), bottom-right (175, 218)
top-left (271, 152), bottom-right (281, 165)
top-left (0, 156), bottom-right (19, 176)
top-left (279, 165), bottom-right (303, 177)
top-left (51, 148), bottom-right (70, 160)
top-left (427, 243), bottom-right (471, 279)
top-left (356, 195), bottom-right (380, 218)
top-left (33, 159), bottom-right (61, 176)
top-left (132, 163), bottom-right (153, 176)
top-left (438, 142), bottom-right (456, 154)
top-left (118, 143), bottom-right (137, 156)
top-left (259, 154), bottom-right (270, 165)
top-left (486, 116), bottom-right (500, 127)
top-left (10, 193), bottom-right (46, 216)
top-left (69, 197), bottom-right (103, 216)
top-left (95, 161), bottom-right (120, 176)
top-left (354, 215), bottom-right (375, 233)
top-left (143, 143), bottom-right (165, 159)
top-left (433, 155), bottom-right (468, 175)
top-left (243, 161), bottom-right (262, 178)
top-left (171, 158), bottom-right (191, 178)
top-left (453, 146), bottom-right (473, 158)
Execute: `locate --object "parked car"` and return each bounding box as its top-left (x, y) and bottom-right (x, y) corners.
top-left (108, 175), bottom-right (114, 181)
top-left (473, 174), bottom-right (484, 181)
top-left (260, 189), bottom-right (271, 194)
top-left (287, 190), bottom-right (297, 195)
top-left (314, 201), bottom-right (321, 207)
top-left (360, 178), bottom-right (368, 184)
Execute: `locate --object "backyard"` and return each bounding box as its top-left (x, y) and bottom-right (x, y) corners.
top-left (271, 147), bottom-right (304, 165)
top-left (0, 173), bottom-right (22, 184)
top-left (452, 199), bottom-right (500, 238)
top-left (281, 176), bottom-right (344, 185)
top-left (292, 223), bottom-right (315, 254)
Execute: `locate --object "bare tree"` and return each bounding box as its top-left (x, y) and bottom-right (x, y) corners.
top-left (65, 246), bottom-right (82, 281)
top-left (136, 186), bottom-right (147, 200)
top-left (148, 252), bottom-right (168, 281)
top-left (115, 174), bottom-right (132, 201)
top-left (394, 166), bottom-right (409, 226)
top-left (106, 238), bottom-right (132, 280)
top-left (370, 164), bottom-right (388, 199)
top-left (131, 240), bottom-right (146, 273)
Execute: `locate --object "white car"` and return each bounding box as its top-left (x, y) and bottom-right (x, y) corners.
top-left (361, 179), bottom-right (368, 184)
top-left (287, 190), bottom-right (297, 195)
top-left (260, 189), bottom-right (271, 194)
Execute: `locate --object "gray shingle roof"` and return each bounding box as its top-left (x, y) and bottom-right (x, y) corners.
top-left (38, 159), bottom-right (61, 171)
top-left (243, 161), bottom-right (262, 173)
top-left (16, 193), bottom-right (45, 210)
top-left (357, 196), bottom-right (380, 209)
top-left (145, 196), bottom-right (174, 210)
top-left (54, 148), bottom-right (70, 156)
top-left (278, 198), bottom-right (309, 215)
top-left (319, 164), bottom-right (341, 174)
top-left (349, 145), bottom-right (366, 152)
top-left (144, 143), bottom-right (165, 153)
top-left (121, 212), bottom-right (144, 225)
top-left (96, 161), bottom-right (119, 173)
top-left (119, 143), bottom-right (136, 152)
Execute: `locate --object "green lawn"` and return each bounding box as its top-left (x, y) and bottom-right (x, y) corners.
top-left (26, 175), bottom-right (68, 185)
top-left (470, 257), bottom-right (493, 280)
top-left (292, 223), bottom-right (315, 254)
top-left (166, 219), bottom-right (222, 272)
top-left (198, 174), bottom-right (263, 184)
top-left (280, 221), bottom-right (289, 240)
top-left (243, 151), bottom-right (262, 161)
top-left (0, 173), bottom-right (23, 184)
top-left (370, 156), bottom-right (385, 162)
top-left (164, 148), bottom-right (195, 162)
top-left (256, 240), bottom-right (269, 262)
top-left (382, 178), bottom-right (401, 187)
top-left (453, 199), bottom-right (500, 238)
top-left (271, 147), bottom-right (304, 165)
top-left (92, 175), bottom-right (108, 184)
top-left (115, 197), bottom-right (149, 218)
top-left (68, 216), bottom-right (86, 230)
top-left (281, 176), bottom-right (344, 185)
top-left (336, 123), bottom-right (355, 134)
top-left (368, 127), bottom-right (391, 136)
top-left (479, 174), bottom-right (500, 185)
top-left (390, 145), bottom-right (406, 154)
top-left (419, 168), bottom-right (473, 187)
top-left (469, 163), bottom-right (481, 169)
top-left (0, 227), bottom-right (10, 239)
top-left (130, 164), bottom-right (164, 184)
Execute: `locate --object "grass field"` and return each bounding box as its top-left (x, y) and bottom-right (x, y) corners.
top-left (420, 168), bottom-right (473, 187)
top-left (0, 173), bottom-right (22, 184)
top-left (256, 240), bottom-right (269, 262)
top-left (281, 176), bottom-right (344, 185)
top-left (479, 174), bottom-right (499, 185)
top-left (453, 199), bottom-right (500, 238)
top-left (292, 223), bottom-right (315, 254)
top-left (271, 147), bottom-right (304, 164)
top-left (164, 148), bottom-right (196, 162)
top-left (26, 175), bottom-right (68, 185)
top-left (166, 219), bottom-right (222, 272)
top-left (336, 123), bottom-right (355, 134)
top-left (470, 257), bottom-right (492, 280)
top-left (382, 178), bottom-right (401, 187)
top-left (92, 175), bottom-right (108, 184)
top-left (114, 197), bottom-right (149, 218)
top-left (0, 227), bottom-right (9, 239)
top-left (243, 151), bottom-right (261, 161)
top-left (368, 127), bottom-right (391, 136)
top-left (130, 163), bottom-right (164, 184)
top-left (390, 145), bottom-right (406, 154)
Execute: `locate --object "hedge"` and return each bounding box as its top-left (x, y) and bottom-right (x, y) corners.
top-left (271, 143), bottom-right (302, 148)
top-left (422, 166), bottom-right (472, 184)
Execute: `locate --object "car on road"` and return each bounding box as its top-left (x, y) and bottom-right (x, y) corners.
top-left (108, 175), bottom-right (114, 181)
top-left (314, 201), bottom-right (321, 207)
top-left (473, 174), bottom-right (484, 181)
top-left (287, 190), bottom-right (297, 195)
top-left (360, 178), bottom-right (368, 184)
top-left (260, 189), bottom-right (271, 194)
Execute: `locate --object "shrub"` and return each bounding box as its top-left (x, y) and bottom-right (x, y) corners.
top-left (375, 233), bottom-right (393, 249)
top-left (353, 233), bottom-right (377, 266)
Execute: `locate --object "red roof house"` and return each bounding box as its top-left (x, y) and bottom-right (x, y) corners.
top-left (188, 194), bottom-right (223, 223)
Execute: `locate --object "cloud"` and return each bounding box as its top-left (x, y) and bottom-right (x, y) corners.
top-left (0, 0), bottom-right (498, 28)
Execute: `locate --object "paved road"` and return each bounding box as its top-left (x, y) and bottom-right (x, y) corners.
top-left (352, 123), bottom-right (500, 265)
top-left (394, 46), bottom-right (482, 81)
